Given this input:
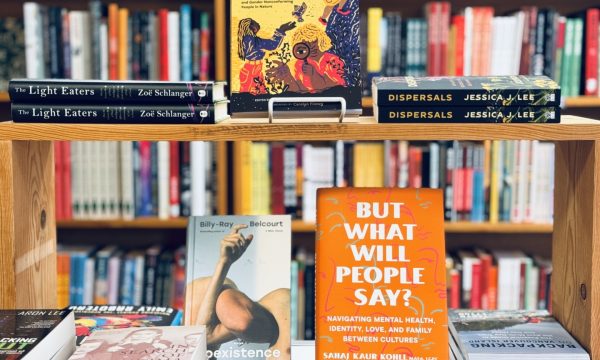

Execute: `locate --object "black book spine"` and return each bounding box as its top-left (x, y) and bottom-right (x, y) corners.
top-left (400, 19), bottom-right (408, 76)
top-left (41, 6), bottom-right (51, 78)
top-left (375, 88), bottom-right (560, 107)
top-left (131, 12), bottom-right (141, 80)
top-left (139, 12), bottom-right (149, 80)
top-left (532, 10), bottom-right (546, 76)
top-left (377, 106), bottom-right (560, 123)
top-left (143, 249), bottom-right (160, 306)
top-left (48, 7), bottom-right (64, 79)
top-left (179, 142), bottom-right (192, 217)
top-left (151, 143), bottom-right (159, 216)
top-left (543, 10), bottom-right (558, 78)
top-left (61, 9), bottom-right (71, 79)
top-left (11, 104), bottom-right (220, 124)
top-left (90, 1), bottom-right (103, 80)
top-left (9, 80), bottom-right (220, 104)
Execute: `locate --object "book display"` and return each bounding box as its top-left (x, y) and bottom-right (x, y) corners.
top-left (2, 0), bottom-right (600, 360)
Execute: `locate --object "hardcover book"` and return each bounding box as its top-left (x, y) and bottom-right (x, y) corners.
top-left (230, 0), bottom-right (361, 116)
top-left (316, 188), bottom-right (448, 359)
top-left (0, 309), bottom-right (75, 360)
top-left (449, 310), bottom-right (590, 360)
top-left (376, 106), bottom-right (559, 123)
top-left (185, 216), bottom-right (291, 360)
top-left (69, 305), bottom-right (183, 345)
top-left (373, 75), bottom-right (560, 107)
top-left (68, 326), bottom-right (207, 360)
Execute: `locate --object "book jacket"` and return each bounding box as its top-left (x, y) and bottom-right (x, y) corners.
top-left (230, 0), bottom-right (361, 115)
top-left (316, 188), bottom-right (449, 359)
top-left (69, 326), bottom-right (207, 360)
top-left (185, 216), bottom-right (291, 360)
top-left (68, 305), bottom-right (182, 345)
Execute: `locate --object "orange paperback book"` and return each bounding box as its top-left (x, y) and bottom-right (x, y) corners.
top-left (317, 188), bottom-right (448, 360)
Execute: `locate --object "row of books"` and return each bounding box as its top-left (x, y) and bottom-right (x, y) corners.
top-left (291, 248), bottom-right (315, 341)
top-left (57, 245), bottom-right (186, 309)
top-left (236, 140), bottom-right (555, 224)
top-left (446, 250), bottom-right (552, 312)
top-left (54, 141), bottom-right (216, 220)
top-left (0, 17), bottom-right (25, 91)
top-left (24, 2), bottom-right (212, 81)
top-left (362, 3), bottom-right (599, 99)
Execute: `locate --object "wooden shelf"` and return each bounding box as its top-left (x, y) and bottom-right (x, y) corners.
top-left (56, 218), bottom-right (552, 234)
top-left (0, 116), bottom-right (598, 141)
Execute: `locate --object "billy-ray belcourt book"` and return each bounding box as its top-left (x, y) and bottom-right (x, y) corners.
top-left (184, 216), bottom-right (291, 360)
top-left (230, 0), bottom-right (361, 116)
top-left (0, 309), bottom-right (76, 360)
top-left (316, 188), bottom-right (449, 359)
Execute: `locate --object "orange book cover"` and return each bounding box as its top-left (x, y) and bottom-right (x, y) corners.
top-left (118, 8), bottom-right (129, 80)
top-left (317, 187), bottom-right (448, 360)
top-left (108, 4), bottom-right (119, 80)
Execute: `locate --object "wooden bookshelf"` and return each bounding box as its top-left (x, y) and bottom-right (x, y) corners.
top-left (0, 116), bottom-right (598, 141)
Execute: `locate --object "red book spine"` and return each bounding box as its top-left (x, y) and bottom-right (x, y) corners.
top-left (200, 16), bottom-right (211, 81)
top-left (409, 147), bottom-right (422, 188)
top-left (169, 142), bottom-right (180, 218)
top-left (172, 249), bottom-right (186, 310)
top-left (389, 142), bottom-right (399, 187)
top-left (538, 265), bottom-right (547, 310)
top-left (159, 9), bottom-right (169, 81)
top-left (63, 142), bottom-right (72, 219)
top-left (488, 265), bottom-right (498, 310)
top-left (271, 144), bottom-right (285, 215)
top-left (450, 269), bottom-right (461, 309)
top-left (54, 142), bottom-right (64, 221)
top-left (519, 261), bottom-right (527, 309)
top-left (454, 15), bottom-right (465, 76)
top-left (470, 262), bottom-right (482, 309)
top-left (480, 7), bottom-right (494, 75)
top-left (439, 2), bottom-right (451, 75)
top-left (479, 254), bottom-right (491, 310)
top-left (585, 9), bottom-right (599, 95)
top-left (108, 4), bottom-right (119, 80)
top-left (426, 3), bottom-right (436, 76)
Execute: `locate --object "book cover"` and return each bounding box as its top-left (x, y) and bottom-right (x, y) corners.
top-left (373, 75), bottom-right (560, 107)
top-left (69, 305), bottom-right (182, 345)
top-left (316, 188), bottom-right (448, 359)
top-left (0, 309), bottom-right (74, 359)
top-left (230, 0), bottom-right (361, 115)
top-left (69, 326), bottom-right (207, 360)
top-left (449, 310), bottom-right (590, 360)
top-left (185, 216), bottom-right (291, 360)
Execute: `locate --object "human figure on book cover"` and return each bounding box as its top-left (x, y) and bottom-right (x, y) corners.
top-left (237, 18), bottom-right (297, 95)
top-left (188, 225), bottom-right (290, 360)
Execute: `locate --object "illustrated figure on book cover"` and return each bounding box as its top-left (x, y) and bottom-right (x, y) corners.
top-left (231, 0), bottom-right (361, 114)
top-left (185, 216), bottom-right (291, 360)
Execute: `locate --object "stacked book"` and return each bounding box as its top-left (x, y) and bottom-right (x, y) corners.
top-left (372, 75), bottom-right (561, 123)
top-left (449, 310), bottom-right (590, 360)
top-left (9, 79), bottom-right (228, 123)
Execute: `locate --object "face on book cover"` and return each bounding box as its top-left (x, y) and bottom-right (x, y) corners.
top-left (186, 217), bottom-right (291, 360)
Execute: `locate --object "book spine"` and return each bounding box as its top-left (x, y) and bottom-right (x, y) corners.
top-left (375, 89), bottom-right (560, 107)
top-left (585, 9), bottom-right (599, 95)
top-left (271, 144), bottom-right (285, 215)
top-left (12, 104), bottom-right (220, 124)
top-left (200, 12), bottom-right (211, 81)
top-left (108, 255), bottom-right (121, 304)
top-left (377, 106), bottom-right (559, 123)
top-left (191, 142), bottom-right (207, 216)
top-left (470, 261), bottom-right (482, 309)
top-left (9, 80), bottom-right (219, 104)
top-left (180, 5), bottom-right (192, 81)
top-left (48, 7), bottom-right (63, 79)
top-left (94, 252), bottom-right (110, 305)
top-left (158, 9), bottom-right (169, 81)
top-left (108, 4), bottom-right (119, 80)
top-left (144, 250), bottom-right (159, 305)
top-left (168, 11), bottom-right (180, 81)
top-left (169, 142), bottom-right (180, 217)
top-left (158, 141), bottom-right (170, 220)
top-left (304, 259), bottom-right (315, 340)
top-left (24, 3), bottom-right (44, 78)
top-left (179, 142), bottom-right (192, 217)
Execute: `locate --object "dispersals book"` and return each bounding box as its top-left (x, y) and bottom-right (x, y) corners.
top-left (0, 309), bottom-right (75, 360)
top-left (372, 75), bottom-right (560, 107)
top-left (449, 310), bottom-right (590, 360)
top-left (376, 106), bottom-right (559, 123)
top-left (316, 188), bottom-right (449, 359)
top-left (185, 216), bottom-right (291, 360)
top-left (9, 79), bottom-right (226, 105)
top-left (11, 103), bottom-right (229, 124)
top-left (68, 326), bottom-right (207, 360)
top-left (69, 305), bottom-right (183, 345)
top-left (230, 0), bottom-right (362, 116)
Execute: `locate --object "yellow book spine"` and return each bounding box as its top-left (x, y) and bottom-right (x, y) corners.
top-left (447, 24), bottom-right (456, 76)
top-left (373, 143), bottom-right (385, 187)
top-left (489, 141), bottom-right (499, 223)
top-left (353, 143), bottom-right (363, 187)
top-left (367, 8), bottom-right (383, 74)
top-left (118, 8), bottom-right (129, 80)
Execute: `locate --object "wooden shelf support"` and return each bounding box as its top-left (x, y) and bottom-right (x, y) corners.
top-left (0, 141), bottom-right (57, 308)
top-left (553, 140), bottom-right (600, 358)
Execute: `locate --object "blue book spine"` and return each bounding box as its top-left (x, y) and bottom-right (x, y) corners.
top-left (171, 310), bottom-right (183, 326)
top-left (180, 4), bottom-right (193, 81)
top-left (120, 258), bottom-right (133, 305)
top-left (472, 169), bottom-right (485, 222)
top-left (77, 254), bottom-right (86, 305)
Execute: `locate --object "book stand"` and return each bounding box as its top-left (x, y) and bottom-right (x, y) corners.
top-left (268, 97), bottom-right (347, 123)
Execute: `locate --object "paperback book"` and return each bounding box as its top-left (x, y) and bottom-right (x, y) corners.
top-left (185, 216), bottom-right (291, 360)
top-left (68, 326), bottom-right (207, 360)
top-left (316, 188), bottom-right (449, 359)
top-left (69, 305), bottom-right (182, 345)
top-left (0, 309), bottom-right (75, 360)
top-left (376, 106), bottom-right (559, 123)
top-left (449, 310), bottom-right (590, 360)
top-left (230, 0), bottom-right (362, 116)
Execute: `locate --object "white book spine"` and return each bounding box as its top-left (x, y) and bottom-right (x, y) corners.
top-left (430, 142), bottom-right (440, 188)
top-left (527, 265), bottom-right (539, 310)
top-left (513, 12), bottom-right (525, 74)
top-left (191, 142), bottom-right (207, 216)
top-left (108, 141), bottom-right (121, 219)
top-left (398, 141), bottom-right (409, 187)
top-left (490, 17), bottom-right (502, 75)
top-left (335, 141), bottom-right (345, 187)
top-left (120, 142), bottom-right (134, 220)
top-left (167, 11), bottom-right (180, 81)
top-left (205, 142), bottom-right (214, 215)
top-left (463, 7), bottom-right (473, 76)
top-left (496, 258), bottom-right (509, 310)
top-left (133, 256), bottom-right (145, 305)
top-left (84, 257), bottom-right (95, 305)
top-left (528, 141), bottom-right (540, 223)
top-left (518, 140), bottom-right (530, 223)
top-left (108, 256), bottom-right (121, 304)
top-left (81, 11), bottom-right (92, 79)
top-left (99, 21), bottom-right (109, 80)
top-left (158, 141), bottom-right (170, 220)
top-left (89, 141), bottom-right (102, 219)
top-left (69, 11), bottom-right (84, 80)
top-left (24, 2), bottom-right (44, 78)
top-left (81, 142), bottom-right (93, 219)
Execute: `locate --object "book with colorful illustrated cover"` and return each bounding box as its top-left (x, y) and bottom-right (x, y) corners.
top-left (230, 0), bottom-right (361, 116)
top-left (69, 305), bottom-right (182, 345)
top-left (0, 309), bottom-right (75, 360)
top-left (68, 326), bottom-right (207, 360)
top-left (449, 310), bottom-right (590, 360)
top-left (184, 216), bottom-right (291, 360)
top-left (316, 188), bottom-right (449, 359)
